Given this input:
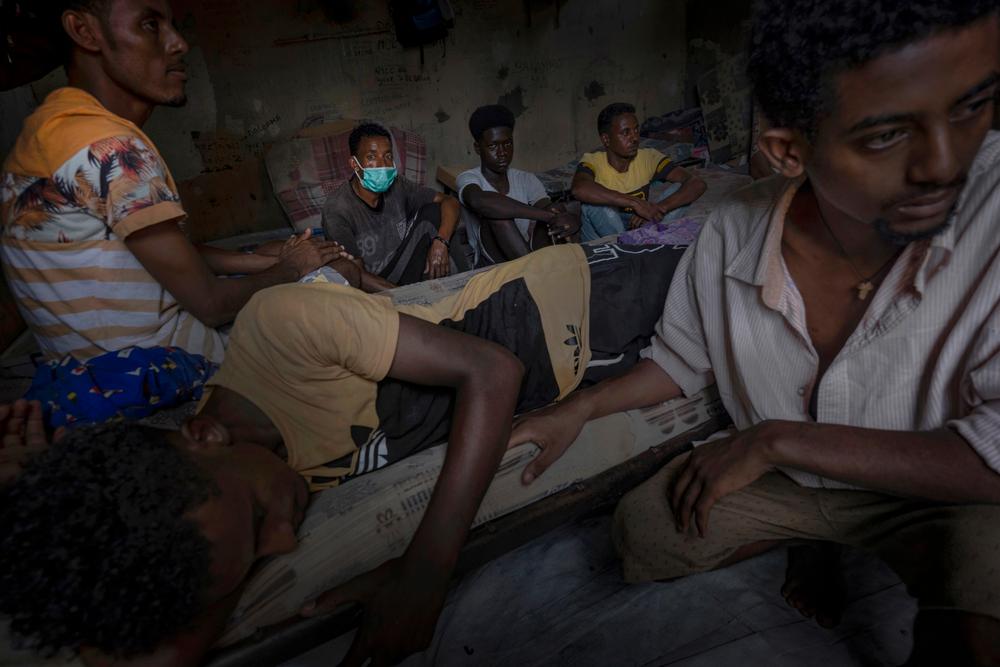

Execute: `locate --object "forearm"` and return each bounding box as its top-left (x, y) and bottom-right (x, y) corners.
top-left (571, 179), bottom-right (639, 209)
top-left (656, 176), bottom-right (707, 212)
top-left (467, 191), bottom-right (556, 222)
top-left (358, 265), bottom-right (396, 292)
top-left (405, 372), bottom-right (519, 572)
top-left (327, 256), bottom-right (393, 293)
top-left (437, 197), bottom-right (461, 242)
top-left (569, 358), bottom-right (683, 422)
top-left (766, 421), bottom-right (1000, 504)
top-left (189, 263), bottom-right (299, 327)
top-left (196, 244), bottom-right (277, 275)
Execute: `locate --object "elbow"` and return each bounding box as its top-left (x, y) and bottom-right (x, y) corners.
top-left (185, 295), bottom-right (233, 329)
top-left (691, 176), bottom-right (707, 199)
top-left (192, 309), bottom-right (231, 330)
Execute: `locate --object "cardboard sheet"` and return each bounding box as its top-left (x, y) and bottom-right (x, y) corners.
top-left (217, 387), bottom-right (722, 647)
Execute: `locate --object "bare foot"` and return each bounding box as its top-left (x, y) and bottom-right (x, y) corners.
top-left (781, 542), bottom-right (846, 628)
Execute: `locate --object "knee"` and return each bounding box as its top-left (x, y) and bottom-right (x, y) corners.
top-left (612, 465), bottom-right (686, 578)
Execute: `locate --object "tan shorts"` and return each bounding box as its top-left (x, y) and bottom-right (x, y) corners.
top-left (613, 453), bottom-right (1000, 620)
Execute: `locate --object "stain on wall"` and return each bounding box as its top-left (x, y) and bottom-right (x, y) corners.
top-left (583, 80), bottom-right (606, 101)
top-left (497, 85), bottom-right (527, 118)
top-left (3, 0), bottom-right (688, 241)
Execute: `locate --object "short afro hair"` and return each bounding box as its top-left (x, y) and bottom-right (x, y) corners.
top-left (348, 122), bottom-right (392, 158)
top-left (0, 424), bottom-right (215, 657)
top-left (748, 0), bottom-right (999, 135)
top-left (468, 104), bottom-right (515, 141)
top-left (597, 102), bottom-right (636, 135)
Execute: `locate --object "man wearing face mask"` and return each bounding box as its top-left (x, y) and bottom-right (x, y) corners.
top-left (321, 122), bottom-right (467, 291)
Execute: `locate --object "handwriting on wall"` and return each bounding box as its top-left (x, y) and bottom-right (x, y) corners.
top-left (245, 114), bottom-right (281, 140)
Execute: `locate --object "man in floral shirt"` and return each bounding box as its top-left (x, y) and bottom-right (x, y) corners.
top-left (0, 0), bottom-right (345, 363)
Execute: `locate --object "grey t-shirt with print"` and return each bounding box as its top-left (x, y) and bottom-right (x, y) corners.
top-left (321, 177), bottom-right (437, 275)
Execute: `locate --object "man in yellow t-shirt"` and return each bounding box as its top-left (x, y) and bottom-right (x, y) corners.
top-left (572, 102), bottom-right (707, 241)
top-left (0, 242), bottom-right (685, 666)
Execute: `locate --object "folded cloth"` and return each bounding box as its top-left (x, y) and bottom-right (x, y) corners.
top-left (25, 346), bottom-right (217, 428)
top-left (617, 216), bottom-right (704, 247)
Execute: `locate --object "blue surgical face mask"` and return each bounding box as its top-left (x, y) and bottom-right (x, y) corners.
top-left (353, 159), bottom-right (397, 193)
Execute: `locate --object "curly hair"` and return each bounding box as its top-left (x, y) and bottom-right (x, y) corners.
top-left (349, 122), bottom-right (392, 158)
top-left (597, 102), bottom-right (636, 135)
top-left (0, 423), bottom-right (216, 657)
top-left (748, 0), bottom-right (999, 135)
top-left (468, 104), bottom-right (515, 141)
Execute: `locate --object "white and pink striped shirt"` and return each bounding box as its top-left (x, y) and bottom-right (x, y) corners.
top-left (643, 131), bottom-right (1000, 489)
top-left (0, 88), bottom-right (225, 363)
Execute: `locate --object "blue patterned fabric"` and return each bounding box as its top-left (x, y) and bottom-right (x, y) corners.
top-left (26, 346), bottom-right (217, 428)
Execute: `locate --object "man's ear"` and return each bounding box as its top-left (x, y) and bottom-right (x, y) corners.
top-left (180, 416), bottom-right (231, 451)
top-left (599, 132), bottom-right (610, 149)
top-left (61, 10), bottom-right (104, 54)
top-left (757, 127), bottom-right (809, 178)
top-left (472, 140), bottom-right (482, 157)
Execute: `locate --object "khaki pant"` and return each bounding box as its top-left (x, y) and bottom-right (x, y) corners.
top-left (613, 453), bottom-right (1000, 620)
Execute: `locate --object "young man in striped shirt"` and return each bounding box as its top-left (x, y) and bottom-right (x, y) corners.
top-left (513, 1), bottom-right (1000, 663)
top-left (0, 0), bottom-right (347, 364)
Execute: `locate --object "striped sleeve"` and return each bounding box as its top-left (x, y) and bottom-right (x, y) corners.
top-left (640, 232), bottom-right (715, 396)
top-left (948, 304), bottom-right (1000, 473)
top-left (652, 153), bottom-right (675, 180)
top-left (576, 152), bottom-right (597, 176)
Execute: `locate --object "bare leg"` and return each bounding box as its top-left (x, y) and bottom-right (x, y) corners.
top-left (480, 219), bottom-right (531, 263)
top-left (781, 541), bottom-right (846, 628)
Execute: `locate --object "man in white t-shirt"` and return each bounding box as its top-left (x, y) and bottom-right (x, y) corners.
top-left (456, 105), bottom-right (580, 265)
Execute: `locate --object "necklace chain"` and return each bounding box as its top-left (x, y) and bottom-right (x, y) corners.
top-left (814, 204), bottom-right (900, 301)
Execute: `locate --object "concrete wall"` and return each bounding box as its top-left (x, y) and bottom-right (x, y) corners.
top-left (2, 0), bottom-right (687, 241)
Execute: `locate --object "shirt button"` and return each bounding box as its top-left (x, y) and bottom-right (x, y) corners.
top-left (797, 386), bottom-right (806, 396)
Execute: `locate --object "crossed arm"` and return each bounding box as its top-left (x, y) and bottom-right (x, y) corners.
top-left (126, 222), bottom-right (347, 327)
top-left (462, 187), bottom-right (580, 259)
top-left (570, 165), bottom-right (707, 225)
top-left (510, 358), bottom-right (1000, 536)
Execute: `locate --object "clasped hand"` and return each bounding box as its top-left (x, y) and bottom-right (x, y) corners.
top-left (277, 228), bottom-right (353, 278)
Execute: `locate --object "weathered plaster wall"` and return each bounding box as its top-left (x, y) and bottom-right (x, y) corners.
top-left (3, 0), bottom-right (687, 240)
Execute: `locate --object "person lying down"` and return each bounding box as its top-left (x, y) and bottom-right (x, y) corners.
top-left (0, 242), bottom-right (684, 667)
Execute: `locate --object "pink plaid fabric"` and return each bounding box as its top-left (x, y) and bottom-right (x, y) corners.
top-left (267, 127), bottom-right (427, 230)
